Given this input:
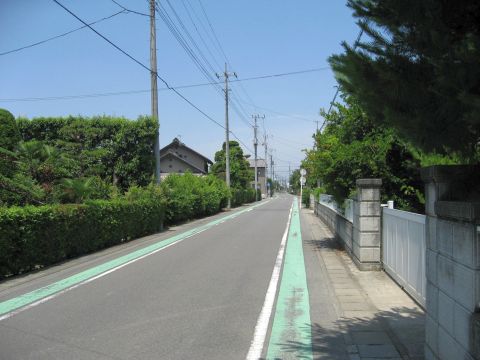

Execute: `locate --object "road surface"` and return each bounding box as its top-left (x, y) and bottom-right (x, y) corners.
top-left (0, 194), bottom-right (314, 360)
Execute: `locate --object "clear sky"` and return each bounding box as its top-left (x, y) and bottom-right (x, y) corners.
top-left (0, 0), bottom-right (359, 181)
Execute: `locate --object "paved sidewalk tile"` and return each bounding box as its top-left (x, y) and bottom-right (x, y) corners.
top-left (301, 209), bottom-right (425, 360)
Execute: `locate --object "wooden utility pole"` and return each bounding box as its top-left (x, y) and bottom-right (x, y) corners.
top-left (216, 63), bottom-right (237, 209)
top-left (262, 134), bottom-right (268, 197)
top-left (150, 0), bottom-right (160, 183)
top-left (252, 114), bottom-right (265, 201)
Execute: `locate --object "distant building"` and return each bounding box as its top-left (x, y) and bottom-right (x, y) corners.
top-left (160, 138), bottom-right (213, 178)
top-left (248, 158), bottom-right (267, 197)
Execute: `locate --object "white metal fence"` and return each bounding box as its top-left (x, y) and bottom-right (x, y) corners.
top-left (382, 208), bottom-right (426, 307)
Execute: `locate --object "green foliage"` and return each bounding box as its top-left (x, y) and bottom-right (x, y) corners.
top-left (16, 115), bottom-right (157, 190)
top-left (230, 188), bottom-right (257, 207)
top-left (56, 177), bottom-right (108, 204)
top-left (0, 198), bottom-right (165, 278)
top-left (0, 172), bottom-right (45, 206)
top-left (160, 173), bottom-right (230, 223)
top-left (312, 186), bottom-right (327, 200)
top-left (289, 169), bottom-right (301, 194)
top-left (302, 187), bottom-right (312, 207)
top-left (329, 0), bottom-right (480, 158)
top-left (0, 109), bottom-right (20, 151)
top-left (303, 92), bottom-right (425, 212)
top-left (211, 141), bottom-right (253, 189)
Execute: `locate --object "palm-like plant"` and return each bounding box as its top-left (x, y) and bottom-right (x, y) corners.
top-left (60, 178), bottom-right (95, 204)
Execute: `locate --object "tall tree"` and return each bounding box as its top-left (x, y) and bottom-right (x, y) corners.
top-left (303, 93), bottom-right (425, 212)
top-left (211, 141), bottom-right (253, 189)
top-left (289, 169), bottom-right (301, 194)
top-left (329, 0), bottom-right (480, 159)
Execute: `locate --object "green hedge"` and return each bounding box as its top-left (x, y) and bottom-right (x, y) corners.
top-left (231, 188), bottom-right (257, 207)
top-left (0, 173), bottom-right (263, 278)
top-left (161, 173), bottom-right (229, 224)
top-left (0, 199), bottom-right (165, 278)
top-left (302, 187), bottom-right (312, 207)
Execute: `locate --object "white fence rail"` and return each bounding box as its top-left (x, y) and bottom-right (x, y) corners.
top-left (382, 208), bottom-right (426, 307)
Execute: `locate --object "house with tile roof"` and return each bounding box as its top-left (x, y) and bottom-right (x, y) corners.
top-left (160, 138), bottom-right (213, 178)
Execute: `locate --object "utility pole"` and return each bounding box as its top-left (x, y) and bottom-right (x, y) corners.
top-left (288, 163), bottom-right (291, 191)
top-left (270, 154), bottom-right (274, 196)
top-left (216, 63), bottom-right (237, 209)
top-left (150, 0), bottom-right (160, 183)
top-left (262, 133), bottom-right (268, 197)
top-left (252, 114), bottom-right (264, 201)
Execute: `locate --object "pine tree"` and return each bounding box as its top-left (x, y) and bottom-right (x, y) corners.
top-left (329, 0), bottom-right (480, 159)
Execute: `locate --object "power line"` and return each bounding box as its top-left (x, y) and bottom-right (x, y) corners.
top-left (0, 67), bottom-right (330, 102)
top-left (110, 0), bottom-right (149, 17)
top-left (319, 26), bottom-right (366, 132)
top-left (194, 0), bottom-right (259, 124)
top-left (153, 1), bottom-right (253, 128)
top-left (0, 10), bottom-right (127, 56)
top-left (50, 0), bottom-right (253, 151)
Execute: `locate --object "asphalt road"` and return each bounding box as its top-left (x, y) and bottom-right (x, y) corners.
top-left (0, 194), bottom-right (295, 360)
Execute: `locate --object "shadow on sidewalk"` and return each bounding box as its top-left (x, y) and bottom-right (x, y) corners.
top-left (272, 306), bottom-right (424, 359)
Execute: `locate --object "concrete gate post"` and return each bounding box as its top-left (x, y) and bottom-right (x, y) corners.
top-left (421, 165), bottom-right (480, 360)
top-left (352, 178), bottom-right (382, 271)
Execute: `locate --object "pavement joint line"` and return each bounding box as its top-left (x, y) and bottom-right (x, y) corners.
top-left (245, 199), bottom-right (294, 360)
top-left (0, 198), bottom-right (272, 321)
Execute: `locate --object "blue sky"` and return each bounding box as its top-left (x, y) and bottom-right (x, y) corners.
top-left (0, 0), bottom-right (359, 180)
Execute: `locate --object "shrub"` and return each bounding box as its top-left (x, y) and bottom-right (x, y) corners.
top-left (0, 198), bottom-right (165, 278)
top-left (0, 109), bottom-right (20, 151)
top-left (302, 187), bottom-right (312, 207)
top-left (231, 188), bottom-right (257, 207)
top-left (160, 173), bottom-right (229, 224)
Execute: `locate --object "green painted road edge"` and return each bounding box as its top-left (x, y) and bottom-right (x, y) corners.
top-left (266, 198), bottom-right (313, 359)
top-left (0, 199), bottom-right (270, 317)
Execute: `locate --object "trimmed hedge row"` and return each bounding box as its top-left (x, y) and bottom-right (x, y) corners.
top-left (231, 188), bottom-right (258, 207)
top-left (161, 173), bottom-right (229, 224)
top-left (0, 199), bottom-right (165, 278)
top-left (0, 174), bottom-right (262, 279)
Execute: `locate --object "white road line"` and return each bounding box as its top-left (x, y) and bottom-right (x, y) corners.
top-left (245, 200), bottom-right (294, 360)
top-left (0, 229), bottom-right (208, 322)
top-left (0, 198), bottom-right (276, 322)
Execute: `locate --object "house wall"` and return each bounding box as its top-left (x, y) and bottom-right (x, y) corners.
top-left (250, 167), bottom-right (266, 196)
top-left (165, 145), bottom-right (207, 173)
top-left (160, 155), bottom-right (202, 174)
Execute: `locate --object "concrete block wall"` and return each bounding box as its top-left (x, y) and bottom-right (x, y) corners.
top-left (352, 179), bottom-right (382, 270)
top-left (314, 200), bottom-right (353, 253)
top-left (421, 165), bottom-right (480, 360)
top-left (314, 178), bottom-right (382, 271)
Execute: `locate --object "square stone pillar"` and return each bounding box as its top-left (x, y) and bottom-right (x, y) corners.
top-left (352, 178), bottom-right (382, 271)
top-left (421, 165), bottom-right (480, 360)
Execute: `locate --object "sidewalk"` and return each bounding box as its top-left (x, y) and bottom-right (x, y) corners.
top-left (301, 208), bottom-right (425, 360)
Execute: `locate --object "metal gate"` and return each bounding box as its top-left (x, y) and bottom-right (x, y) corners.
top-left (382, 208), bottom-right (426, 307)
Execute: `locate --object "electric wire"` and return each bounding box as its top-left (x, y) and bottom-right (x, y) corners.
top-left (0, 10), bottom-right (127, 56)
top-left (51, 0), bottom-right (253, 152)
top-left (52, 0), bottom-right (230, 141)
top-left (0, 67), bottom-right (330, 103)
top-left (319, 26), bottom-right (365, 132)
top-left (153, 1), bottom-right (253, 128)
